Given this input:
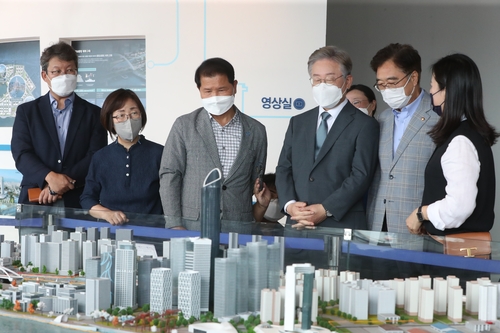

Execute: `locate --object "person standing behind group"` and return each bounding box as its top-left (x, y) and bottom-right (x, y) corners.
top-left (11, 41), bottom-right (107, 208)
top-left (406, 54), bottom-right (498, 236)
top-left (159, 58), bottom-right (267, 228)
top-left (276, 46), bottom-right (379, 229)
top-left (366, 43), bottom-right (440, 235)
top-left (80, 89), bottom-right (163, 225)
top-left (346, 84), bottom-right (377, 117)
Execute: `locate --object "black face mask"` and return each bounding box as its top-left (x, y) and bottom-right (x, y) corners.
top-left (430, 90), bottom-right (443, 116)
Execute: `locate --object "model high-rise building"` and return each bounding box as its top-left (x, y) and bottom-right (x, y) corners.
top-left (267, 242), bottom-right (281, 290)
top-left (418, 288), bottom-right (434, 323)
top-left (170, 237), bottom-right (188, 306)
top-left (137, 256), bottom-right (160, 307)
top-left (466, 280), bottom-right (480, 315)
top-left (478, 284), bottom-right (497, 322)
top-left (86, 256), bottom-right (101, 279)
top-left (213, 258), bottom-right (237, 318)
top-left (35, 242), bottom-right (61, 273)
top-left (404, 278), bottom-right (419, 316)
top-left (349, 286), bottom-right (368, 320)
top-left (61, 239), bottom-right (79, 275)
top-left (52, 230), bottom-right (68, 243)
top-left (82, 240), bottom-right (96, 273)
top-left (284, 263), bottom-right (315, 332)
top-left (116, 229), bottom-right (133, 241)
top-left (178, 270), bottom-right (201, 319)
top-left (150, 267), bottom-right (172, 315)
top-left (86, 227), bottom-right (99, 242)
top-left (227, 247), bottom-right (249, 314)
top-left (260, 289), bottom-right (281, 325)
top-left (85, 278), bottom-right (111, 316)
top-left (70, 231), bottom-right (86, 270)
top-left (21, 234), bottom-right (38, 266)
top-left (100, 250), bottom-right (115, 297)
top-left (433, 277), bottom-right (447, 315)
top-left (1, 241), bottom-right (14, 258)
top-left (448, 285), bottom-right (463, 322)
top-left (247, 240), bottom-right (268, 311)
top-left (114, 241), bottom-right (137, 309)
top-left (184, 238), bottom-right (211, 312)
top-left (100, 227), bottom-right (110, 240)
top-left (97, 239), bottom-right (114, 256)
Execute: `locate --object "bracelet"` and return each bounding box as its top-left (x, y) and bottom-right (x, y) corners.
top-left (48, 186), bottom-right (58, 196)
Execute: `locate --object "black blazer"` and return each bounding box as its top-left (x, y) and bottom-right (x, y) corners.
top-left (276, 101), bottom-right (380, 229)
top-left (11, 92), bottom-right (107, 208)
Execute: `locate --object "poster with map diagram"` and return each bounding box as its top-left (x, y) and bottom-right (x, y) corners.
top-left (0, 40), bottom-right (41, 127)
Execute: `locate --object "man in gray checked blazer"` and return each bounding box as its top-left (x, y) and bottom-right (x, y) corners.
top-left (367, 43), bottom-right (440, 235)
top-left (159, 58), bottom-right (267, 228)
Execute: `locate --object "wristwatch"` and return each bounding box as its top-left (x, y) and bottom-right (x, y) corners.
top-left (416, 206), bottom-right (425, 222)
top-left (325, 208), bottom-right (333, 217)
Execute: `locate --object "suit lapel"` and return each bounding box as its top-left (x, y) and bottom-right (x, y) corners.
top-left (226, 111), bottom-right (252, 181)
top-left (39, 93), bottom-right (61, 156)
top-left (313, 104), bottom-right (354, 167)
top-left (196, 109), bottom-right (223, 171)
top-left (63, 95), bottom-right (84, 158)
top-left (391, 93), bottom-right (432, 168)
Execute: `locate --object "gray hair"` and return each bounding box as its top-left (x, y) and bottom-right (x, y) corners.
top-left (307, 46), bottom-right (352, 77)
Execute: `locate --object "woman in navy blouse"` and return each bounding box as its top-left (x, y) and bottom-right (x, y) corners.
top-left (80, 89), bottom-right (164, 225)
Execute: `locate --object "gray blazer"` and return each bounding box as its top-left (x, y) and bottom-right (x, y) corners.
top-left (276, 102), bottom-right (380, 229)
top-left (367, 91), bottom-right (440, 233)
top-left (159, 107), bottom-right (267, 227)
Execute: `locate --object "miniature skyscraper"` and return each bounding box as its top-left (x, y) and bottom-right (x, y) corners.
top-left (150, 267), bottom-right (173, 315)
top-left (214, 258), bottom-right (237, 318)
top-left (184, 238), bottom-right (212, 311)
top-left (178, 270), bottom-right (201, 319)
top-left (114, 241), bottom-right (137, 309)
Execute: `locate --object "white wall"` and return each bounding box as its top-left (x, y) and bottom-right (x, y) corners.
top-left (0, 0), bottom-right (327, 174)
top-left (327, 0), bottom-right (500, 240)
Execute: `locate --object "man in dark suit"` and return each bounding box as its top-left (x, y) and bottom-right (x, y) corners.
top-left (276, 46), bottom-right (379, 229)
top-left (11, 41), bottom-right (107, 208)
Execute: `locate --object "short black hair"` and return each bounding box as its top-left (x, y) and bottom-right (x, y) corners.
top-left (370, 43), bottom-right (421, 84)
top-left (101, 88), bottom-right (147, 136)
top-left (347, 84), bottom-right (378, 115)
top-left (194, 57), bottom-right (235, 88)
top-left (40, 41), bottom-right (78, 72)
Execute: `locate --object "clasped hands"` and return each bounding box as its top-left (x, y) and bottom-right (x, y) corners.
top-left (39, 171), bottom-right (76, 204)
top-left (288, 201), bottom-right (327, 229)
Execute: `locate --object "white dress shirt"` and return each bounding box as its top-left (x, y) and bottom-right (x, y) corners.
top-left (427, 135), bottom-right (480, 230)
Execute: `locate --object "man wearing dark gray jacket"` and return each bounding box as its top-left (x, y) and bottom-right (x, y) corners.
top-left (159, 58), bottom-right (267, 228)
top-left (276, 46), bottom-right (379, 229)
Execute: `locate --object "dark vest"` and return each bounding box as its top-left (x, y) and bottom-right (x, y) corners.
top-left (422, 121), bottom-right (495, 235)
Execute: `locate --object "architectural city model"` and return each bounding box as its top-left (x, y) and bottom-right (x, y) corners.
top-left (1, 227), bottom-right (500, 333)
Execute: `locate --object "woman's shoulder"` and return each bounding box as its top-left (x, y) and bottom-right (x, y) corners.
top-left (141, 137), bottom-right (164, 151)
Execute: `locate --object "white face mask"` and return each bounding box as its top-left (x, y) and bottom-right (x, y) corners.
top-left (312, 82), bottom-right (344, 109)
top-left (48, 74), bottom-right (77, 97)
top-left (202, 95), bottom-right (234, 116)
top-left (380, 76), bottom-right (415, 110)
top-left (263, 199), bottom-right (285, 222)
top-left (358, 107), bottom-right (369, 115)
top-left (114, 118), bottom-right (142, 142)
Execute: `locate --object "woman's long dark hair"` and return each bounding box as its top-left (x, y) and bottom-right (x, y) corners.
top-left (428, 53), bottom-right (499, 146)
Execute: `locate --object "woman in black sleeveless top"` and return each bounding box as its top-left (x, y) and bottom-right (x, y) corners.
top-left (406, 54), bottom-right (499, 236)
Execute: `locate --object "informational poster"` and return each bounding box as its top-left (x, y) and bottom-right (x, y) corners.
top-left (0, 40), bottom-right (41, 127)
top-left (72, 39), bottom-right (146, 107)
top-left (0, 168), bottom-right (21, 214)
